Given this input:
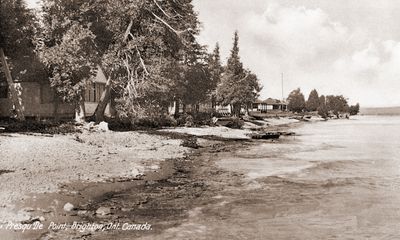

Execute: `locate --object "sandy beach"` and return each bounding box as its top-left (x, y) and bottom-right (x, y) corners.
top-left (0, 131), bottom-right (188, 223)
top-left (0, 117), bottom-right (304, 239)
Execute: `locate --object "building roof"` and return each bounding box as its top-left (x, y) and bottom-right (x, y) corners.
top-left (262, 98), bottom-right (288, 105)
top-left (92, 66), bottom-right (107, 83)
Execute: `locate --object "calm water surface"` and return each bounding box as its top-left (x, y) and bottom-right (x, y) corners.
top-left (149, 116), bottom-right (400, 240)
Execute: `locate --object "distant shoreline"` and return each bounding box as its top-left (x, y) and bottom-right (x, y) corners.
top-left (360, 107), bottom-right (400, 116)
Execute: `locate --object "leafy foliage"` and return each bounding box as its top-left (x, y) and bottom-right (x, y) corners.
top-left (182, 63), bottom-right (212, 106)
top-left (207, 43), bottom-right (223, 108)
top-left (38, 0), bottom-right (203, 120)
top-left (0, 0), bottom-right (45, 82)
top-left (39, 24), bottom-right (99, 102)
top-left (98, 0), bottom-right (202, 118)
top-left (306, 89), bottom-right (319, 111)
top-left (216, 31), bottom-right (261, 116)
top-left (349, 103), bottom-right (360, 115)
top-left (326, 95), bottom-right (349, 117)
top-left (317, 95), bottom-right (329, 118)
top-left (287, 88), bottom-right (306, 113)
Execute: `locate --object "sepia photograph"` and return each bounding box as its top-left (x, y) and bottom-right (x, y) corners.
top-left (0, 0), bottom-right (399, 239)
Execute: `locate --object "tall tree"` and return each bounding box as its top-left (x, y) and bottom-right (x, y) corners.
top-left (182, 62), bottom-right (212, 110)
top-left (326, 95), bottom-right (349, 117)
top-left (207, 43), bottom-right (223, 109)
top-left (98, 0), bottom-right (201, 119)
top-left (39, 0), bottom-right (102, 122)
top-left (39, 0), bottom-right (201, 122)
top-left (317, 94), bottom-right (328, 118)
top-left (217, 31), bottom-right (261, 117)
top-left (306, 89), bottom-right (319, 112)
top-left (287, 88), bottom-right (306, 113)
top-left (39, 24), bottom-right (99, 122)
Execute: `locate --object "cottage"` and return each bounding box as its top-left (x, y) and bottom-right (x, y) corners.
top-left (251, 98), bottom-right (287, 113)
top-left (0, 67), bottom-right (113, 119)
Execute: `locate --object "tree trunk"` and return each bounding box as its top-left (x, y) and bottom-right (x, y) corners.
top-left (232, 103), bottom-right (241, 117)
top-left (109, 90), bottom-right (117, 117)
top-left (174, 99), bottom-right (180, 118)
top-left (75, 92), bottom-right (86, 123)
top-left (182, 103), bottom-right (186, 114)
top-left (0, 48), bottom-right (25, 121)
top-left (53, 95), bottom-right (60, 122)
top-left (94, 75), bottom-right (111, 123)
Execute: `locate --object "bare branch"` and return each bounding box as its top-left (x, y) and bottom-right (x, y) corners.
top-left (136, 46), bottom-right (149, 76)
top-left (153, 0), bottom-right (172, 19)
top-left (151, 12), bottom-right (179, 34)
top-left (123, 19), bottom-right (134, 42)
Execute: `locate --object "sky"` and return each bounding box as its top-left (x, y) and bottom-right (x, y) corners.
top-left (193, 0), bottom-right (400, 107)
top-left (25, 0), bottom-right (400, 107)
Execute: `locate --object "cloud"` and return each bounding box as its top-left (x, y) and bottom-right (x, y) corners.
top-left (194, 1), bottom-right (400, 107)
top-left (242, 3), bottom-right (350, 67)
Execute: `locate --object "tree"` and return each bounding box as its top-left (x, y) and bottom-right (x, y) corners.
top-left (182, 63), bottom-right (212, 110)
top-left (207, 43), bottom-right (223, 109)
top-left (97, 0), bottom-right (201, 120)
top-left (349, 103), bottom-right (360, 115)
top-left (306, 89), bottom-right (319, 111)
top-left (216, 31), bottom-right (261, 117)
top-left (317, 95), bottom-right (328, 118)
top-left (0, 0), bottom-right (39, 121)
top-left (287, 88), bottom-right (306, 113)
top-left (39, 0), bottom-right (107, 122)
top-left (39, 23), bottom-right (99, 122)
top-left (326, 95), bottom-right (349, 117)
top-left (39, 0), bottom-right (201, 122)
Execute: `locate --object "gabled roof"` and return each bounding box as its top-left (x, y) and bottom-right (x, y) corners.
top-left (263, 98), bottom-right (281, 105)
top-left (253, 98), bottom-right (288, 105)
top-left (90, 66), bottom-right (107, 84)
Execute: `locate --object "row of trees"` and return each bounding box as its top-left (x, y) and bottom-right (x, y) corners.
top-left (1, 0), bottom-right (261, 122)
top-left (287, 88), bottom-right (360, 117)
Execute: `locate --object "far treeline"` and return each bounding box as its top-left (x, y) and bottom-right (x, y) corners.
top-left (287, 88), bottom-right (360, 118)
top-left (0, 0), bottom-right (261, 124)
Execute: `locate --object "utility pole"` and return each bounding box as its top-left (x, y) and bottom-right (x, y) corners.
top-left (281, 72), bottom-right (284, 111)
top-left (281, 72), bottom-right (284, 102)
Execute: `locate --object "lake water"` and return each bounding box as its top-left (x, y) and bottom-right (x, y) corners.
top-left (216, 115), bottom-right (400, 239)
top-left (145, 116), bottom-right (400, 239)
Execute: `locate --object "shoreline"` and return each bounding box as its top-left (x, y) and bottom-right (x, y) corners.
top-left (0, 117), bottom-right (305, 239)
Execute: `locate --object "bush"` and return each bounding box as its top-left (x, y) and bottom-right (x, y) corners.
top-left (225, 117), bottom-right (244, 129)
top-left (132, 115), bottom-right (177, 128)
top-left (181, 136), bottom-right (200, 149)
top-left (3, 120), bottom-right (80, 134)
top-left (176, 111), bottom-right (216, 127)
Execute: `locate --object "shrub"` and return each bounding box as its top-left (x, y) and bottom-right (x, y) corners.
top-left (181, 137), bottom-right (200, 149)
top-left (132, 115), bottom-right (177, 128)
top-left (225, 117), bottom-right (244, 129)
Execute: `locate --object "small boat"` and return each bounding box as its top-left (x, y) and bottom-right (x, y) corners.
top-left (251, 132), bottom-right (280, 140)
